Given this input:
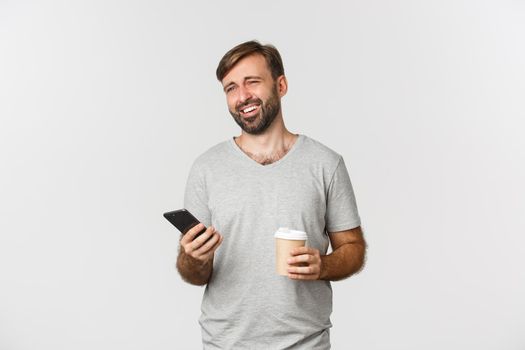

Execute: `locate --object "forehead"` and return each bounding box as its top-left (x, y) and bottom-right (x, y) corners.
top-left (222, 54), bottom-right (271, 85)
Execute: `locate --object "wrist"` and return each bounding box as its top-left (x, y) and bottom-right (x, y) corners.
top-left (184, 251), bottom-right (211, 268)
top-left (319, 255), bottom-right (328, 280)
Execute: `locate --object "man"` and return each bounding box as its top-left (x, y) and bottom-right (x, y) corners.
top-left (177, 40), bottom-right (366, 349)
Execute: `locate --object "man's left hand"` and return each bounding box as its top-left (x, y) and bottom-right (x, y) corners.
top-left (287, 246), bottom-right (322, 280)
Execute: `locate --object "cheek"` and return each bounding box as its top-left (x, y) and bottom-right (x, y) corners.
top-left (226, 97), bottom-right (237, 111)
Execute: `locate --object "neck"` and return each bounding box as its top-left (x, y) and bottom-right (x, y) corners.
top-left (234, 116), bottom-right (298, 165)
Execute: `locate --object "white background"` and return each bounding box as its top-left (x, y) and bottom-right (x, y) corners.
top-left (1, 1), bottom-right (524, 349)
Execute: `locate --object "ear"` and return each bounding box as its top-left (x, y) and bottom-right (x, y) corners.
top-left (276, 75), bottom-right (288, 97)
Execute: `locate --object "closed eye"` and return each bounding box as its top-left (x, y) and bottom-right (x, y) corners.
top-left (225, 85), bottom-right (237, 93)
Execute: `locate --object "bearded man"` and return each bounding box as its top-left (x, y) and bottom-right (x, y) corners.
top-left (176, 40), bottom-right (367, 349)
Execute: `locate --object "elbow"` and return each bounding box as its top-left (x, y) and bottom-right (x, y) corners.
top-left (353, 240), bottom-right (368, 275)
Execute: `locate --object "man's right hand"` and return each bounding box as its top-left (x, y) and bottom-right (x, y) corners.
top-left (180, 223), bottom-right (223, 264)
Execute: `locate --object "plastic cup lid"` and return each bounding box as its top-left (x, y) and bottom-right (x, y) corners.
top-left (274, 227), bottom-right (307, 240)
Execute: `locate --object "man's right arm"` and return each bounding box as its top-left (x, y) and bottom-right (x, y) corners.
top-left (176, 223), bottom-right (223, 286)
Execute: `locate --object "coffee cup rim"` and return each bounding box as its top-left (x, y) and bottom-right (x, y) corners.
top-left (274, 227), bottom-right (307, 240)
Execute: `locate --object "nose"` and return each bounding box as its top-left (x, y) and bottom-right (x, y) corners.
top-left (237, 85), bottom-right (253, 104)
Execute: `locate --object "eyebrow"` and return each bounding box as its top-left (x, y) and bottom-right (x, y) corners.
top-left (223, 75), bottom-right (263, 91)
top-left (244, 75), bottom-right (262, 81)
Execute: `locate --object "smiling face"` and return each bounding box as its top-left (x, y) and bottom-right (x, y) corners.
top-left (221, 54), bottom-right (286, 135)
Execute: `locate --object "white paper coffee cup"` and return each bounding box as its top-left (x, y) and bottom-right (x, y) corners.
top-left (274, 227), bottom-right (307, 276)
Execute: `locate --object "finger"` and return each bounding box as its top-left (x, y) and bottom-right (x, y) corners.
top-left (288, 273), bottom-right (317, 280)
top-left (289, 246), bottom-right (306, 255)
top-left (197, 234), bottom-right (224, 261)
top-left (290, 246), bottom-right (313, 256)
top-left (212, 234), bottom-right (224, 251)
top-left (287, 265), bottom-right (318, 275)
top-left (194, 232), bottom-right (220, 257)
top-left (287, 254), bottom-right (313, 265)
top-left (192, 226), bottom-right (216, 248)
top-left (182, 227), bottom-right (213, 255)
top-left (181, 223), bottom-right (206, 244)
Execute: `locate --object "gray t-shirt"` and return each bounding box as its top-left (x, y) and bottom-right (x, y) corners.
top-left (183, 134), bottom-right (361, 349)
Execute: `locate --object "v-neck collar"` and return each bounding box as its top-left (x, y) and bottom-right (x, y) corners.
top-left (229, 134), bottom-right (305, 170)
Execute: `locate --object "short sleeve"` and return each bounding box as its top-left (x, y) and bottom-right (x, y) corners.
top-left (183, 161), bottom-right (212, 228)
top-left (325, 156), bottom-right (361, 233)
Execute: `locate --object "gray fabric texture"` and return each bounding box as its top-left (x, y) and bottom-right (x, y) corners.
top-left (183, 133), bottom-right (361, 349)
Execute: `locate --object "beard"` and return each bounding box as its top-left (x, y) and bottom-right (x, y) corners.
top-left (229, 85), bottom-right (281, 135)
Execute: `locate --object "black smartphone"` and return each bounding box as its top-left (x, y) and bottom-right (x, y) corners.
top-left (163, 209), bottom-right (207, 237)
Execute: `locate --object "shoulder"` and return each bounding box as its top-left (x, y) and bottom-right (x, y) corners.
top-left (300, 134), bottom-right (343, 166)
top-left (189, 138), bottom-right (232, 172)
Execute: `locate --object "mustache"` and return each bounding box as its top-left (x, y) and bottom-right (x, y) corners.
top-left (236, 98), bottom-right (262, 112)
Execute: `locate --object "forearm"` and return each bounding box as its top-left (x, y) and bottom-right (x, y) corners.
top-left (319, 242), bottom-right (366, 281)
top-left (176, 249), bottom-right (213, 286)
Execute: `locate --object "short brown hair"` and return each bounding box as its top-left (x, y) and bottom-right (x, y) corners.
top-left (216, 40), bottom-right (285, 82)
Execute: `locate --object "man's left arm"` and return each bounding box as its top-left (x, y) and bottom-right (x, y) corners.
top-left (287, 226), bottom-right (367, 281)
